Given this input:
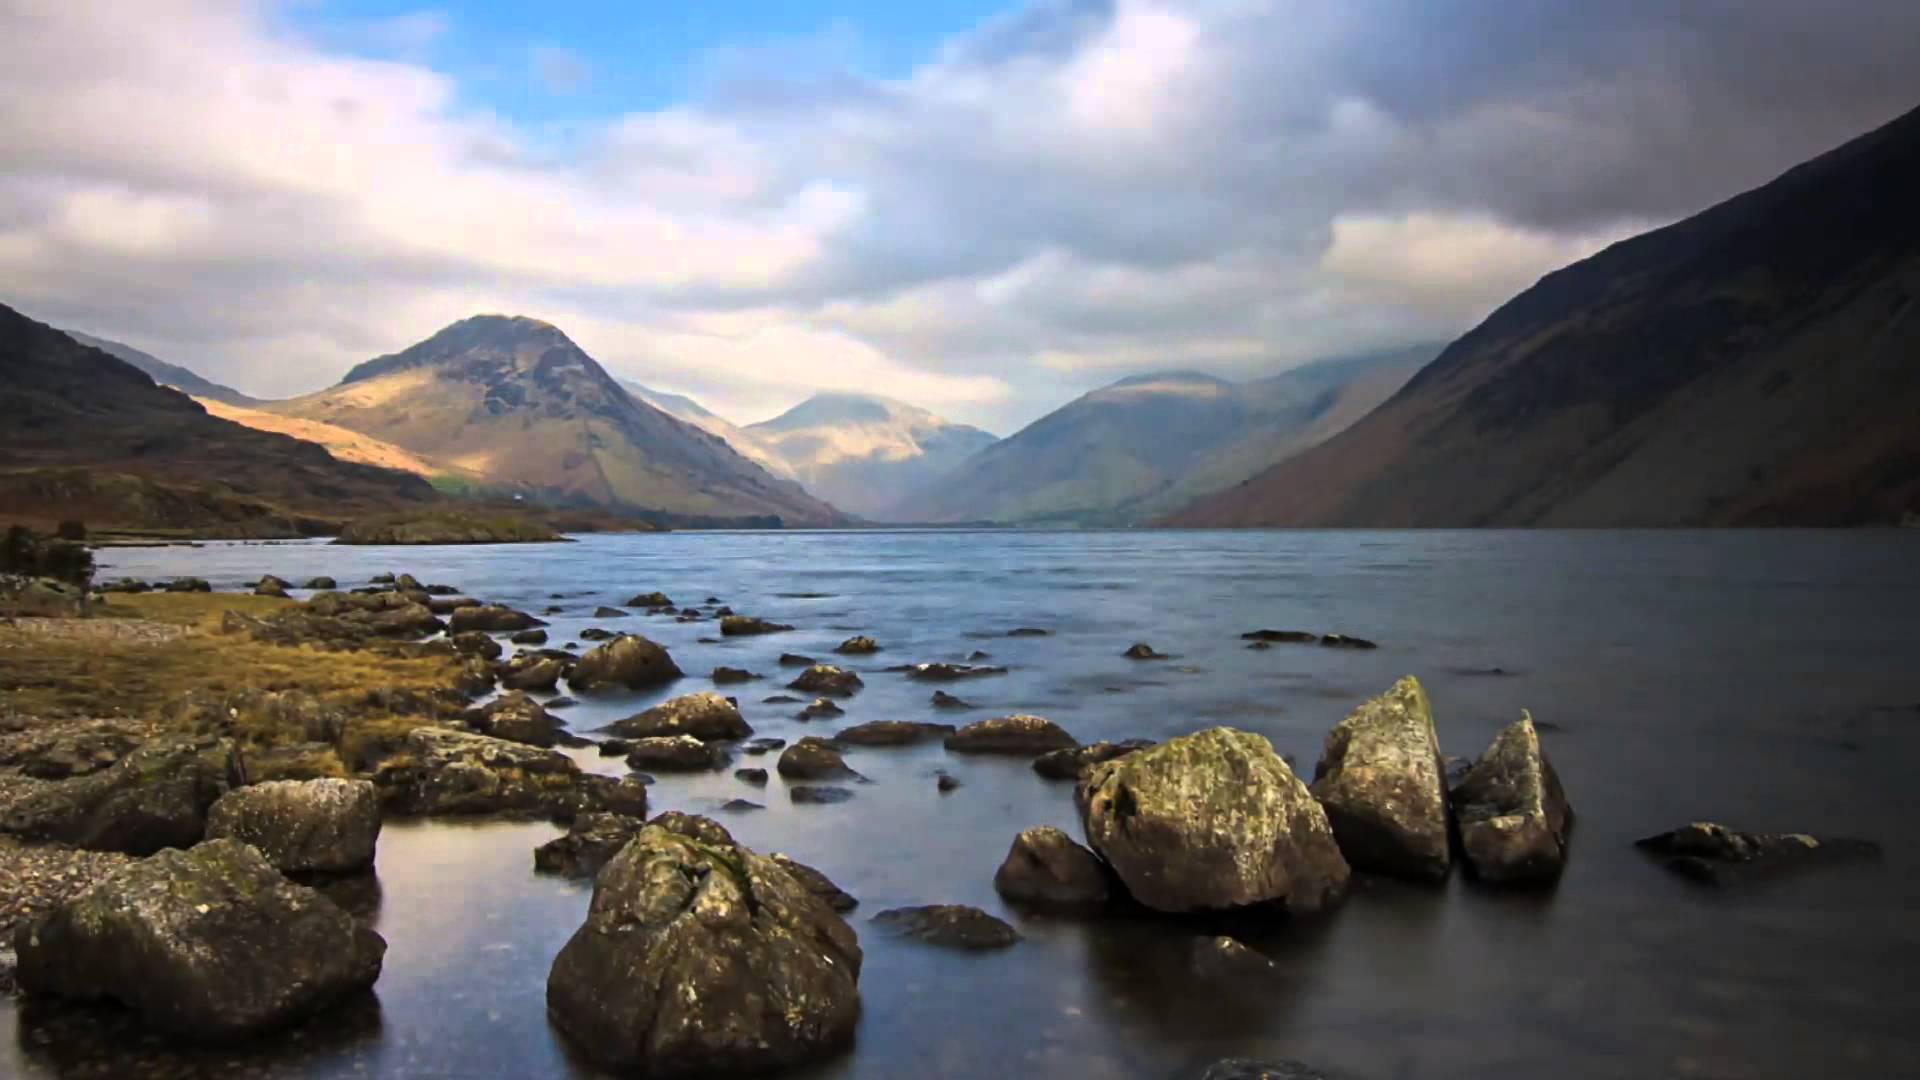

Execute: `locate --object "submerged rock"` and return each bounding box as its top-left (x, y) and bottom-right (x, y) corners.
top-left (533, 812), bottom-right (646, 879)
top-left (603, 691), bottom-right (750, 742)
top-left (1032, 739), bottom-right (1154, 780)
top-left (449, 605), bottom-right (546, 633)
top-left (1635, 822), bottom-right (1880, 885)
top-left (546, 825), bottom-right (861, 1074)
top-left (165, 577), bottom-right (213, 593)
top-left (0, 735), bottom-right (236, 855)
top-left (789, 665), bottom-right (864, 697)
top-left (1319, 634), bottom-right (1378, 649)
top-left (205, 778), bottom-right (382, 874)
top-left (833, 720), bottom-right (955, 746)
top-left (303, 576), bottom-right (337, 590)
top-left (1241, 629), bottom-right (1317, 643)
top-left (712, 666), bottom-right (759, 684)
top-left (779, 653), bottom-right (817, 667)
top-left (592, 606), bottom-right (628, 619)
top-left (15, 839), bottom-right (385, 1041)
top-left (1078, 727), bottom-right (1349, 914)
top-left (721, 615), bottom-right (794, 636)
top-left (835, 636), bottom-right (881, 655)
top-left (568, 634), bottom-right (682, 693)
top-left (1191, 935), bottom-right (1279, 978)
top-left (993, 826), bottom-right (1110, 910)
top-left (1310, 676), bottom-right (1451, 881)
top-left (798, 697), bottom-right (845, 720)
top-left (1450, 712), bottom-right (1574, 883)
top-left (904, 662), bottom-right (1007, 681)
top-left (743, 737), bottom-right (788, 755)
top-left (931, 690), bottom-right (974, 710)
top-left (1123, 643), bottom-right (1167, 660)
top-left (945, 715), bottom-right (1077, 756)
top-left (871, 905), bottom-right (1018, 950)
top-left (789, 785), bottom-right (855, 805)
top-left (1007, 627), bottom-right (1050, 637)
top-left (625, 735), bottom-right (728, 772)
top-left (778, 737), bottom-right (862, 781)
top-left (624, 591), bottom-right (672, 608)
top-left (734, 767), bottom-right (769, 786)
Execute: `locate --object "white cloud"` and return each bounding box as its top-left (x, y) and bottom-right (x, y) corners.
top-left (531, 44), bottom-right (591, 95)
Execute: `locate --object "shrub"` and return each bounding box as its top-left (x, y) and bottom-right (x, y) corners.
top-left (55, 520), bottom-right (88, 541)
top-left (0, 524), bottom-right (96, 588)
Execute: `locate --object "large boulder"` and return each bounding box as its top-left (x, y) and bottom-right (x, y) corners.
top-left (832, 720), bottom-right (955, 746)
top-left (546, 825), bottom-right (862, 1073)
top-left (945, 715), bottom-right (1077, 756)
top-left (205, 779), bottom-right (381, 874)
top-left (568, 635), bottom-right (683, 693)
top-left (1309, 675), bottom-right (1452, 881)
top-left (625, 735), bottom-right (728, 772)
top-left (381, 728), bottom-right (588, 817)
top-left (448, 605), bottom-right (546, 633)
top-left (993, 826), bottom-right (1110, 910)
top-left (1077, 727), bottom-right (1349, 914)
top-left (14, 839), bottom-right (385, 1040)
top-left (603, 691), bottom-right (750, 741)
top-left (788, 665), bottom-right (863, 697)
top-left (534, 812), bottom-right (647, 879)
top-left (471, 692), bottom-right (565, 748)
top-left (0, 736), bottom-right (236, 855)
top-left (777, 737), bottom-right (862, 781)
top-left (720, 615), bottom-right (794, 636)
top-left (499, 655), bottom-right (565, 693)
top-left (1450, 712), bottom-right (1573, 883)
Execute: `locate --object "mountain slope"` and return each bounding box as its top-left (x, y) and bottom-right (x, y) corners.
top-left (742, 392), bottom-right (999, 519)
top-left (1, 303), bottom-right (437, 534)
top-left (620, 380), bottom-right (798, 482)
top-left (62, 329), bottom-right (259, 406)
top-left (268, 316), bottom-right (841, 526)
top-left (896, 350), bottom-right (1434, 525)
top-left (194, 397), bottom-right (474, 482)
top-left (1170, 103), bottom-right (1920, 528)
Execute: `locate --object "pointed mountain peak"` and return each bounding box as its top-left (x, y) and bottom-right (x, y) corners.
top-left (340, 313), bottom-right (583, 385)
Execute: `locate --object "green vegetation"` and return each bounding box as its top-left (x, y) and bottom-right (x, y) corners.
top-left (333, 510), bottom-right (568, 545)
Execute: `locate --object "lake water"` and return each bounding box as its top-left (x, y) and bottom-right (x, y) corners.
top-left (5, 529), bottom-right (1919, 1079)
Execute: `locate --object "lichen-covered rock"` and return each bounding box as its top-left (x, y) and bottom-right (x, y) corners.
top-left (603, 691), bottom-right (750, 741)
top-left (778, 737), bottom-right (862, 781)
top-left (1450, 712), bottom-right (1573, 883)
top-left (534, 813), bottom-right (647, 879)
top-left (1077, 727), bottom-right (1349, 914)
top-left (448, 605), bottom-right (545, 633)
top-left (834, 636), bottom-right (880, 655)
top-left (205, 779), bottom-right (381, 874)
top-left (832, 721), bottom-right (955, 746)
top-left (568, 634), bottom-right (683, 693)
top-left (450, 630), bottom-right (503, 660)
top-left (14, 839), bottom-right (385, 1041)
top-left (625, 735), bottom-right (727, 772)
top-left (382, 728), bottom-right (587, 817)
top-left (1310, 675), bottom-right (1452, 881)
top-left (546, 825), bottom-right (862, 1073)
top-left (721, 615), bottom-right (794, 636)
top-left (870, 905), bottom-right (1017, 950)
top-left (788, 665), bottom-right (864, 697)
top-left (945, 715), bottom-right (1077, 756)
top-left (1032, 739), bottom-right (1154, 780)
top-left (0, 736), bottom-right (236, 855)
top-left (1635, 821), bottom-right (1879, 885)
top-left (993, 826), bottom-right (1109, 910)
top-left (648, 811), bottom-right (737, 847)
top-left (471, 692), bottom-right (564, 748)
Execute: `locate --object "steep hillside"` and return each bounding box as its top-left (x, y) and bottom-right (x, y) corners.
top-left (195, 397), bottom-right (475, 482)
top-left (896, 349), bottom-right (1433, 525)
top-left (0, 303), bottom-right (437, 535)
top-left (621, 380), bottom-right (798, 481)
top-left (743, 392), bottom-right (999, 519)
top-left (267, 316), bottom-right (842, 526)
top-left (1170, 103), bottom-right (1920, 527)
top-left (62, 329), bottom-right (259, 406)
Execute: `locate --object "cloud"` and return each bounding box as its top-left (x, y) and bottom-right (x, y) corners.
top-left (357, 10), bottom-right (451, 56)
top-left (2, 0), bottom-right (1918, 430)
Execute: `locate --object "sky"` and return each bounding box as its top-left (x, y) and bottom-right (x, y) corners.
top-left (4, 1), bottom-right (1919, 434)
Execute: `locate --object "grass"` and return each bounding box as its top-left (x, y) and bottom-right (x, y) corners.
top-left (0, 592), bottom-right (467, 777)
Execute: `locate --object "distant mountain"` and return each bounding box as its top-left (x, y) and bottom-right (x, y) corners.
top-left (895, 349), bottom-right (1435, 525)
top-left (61, 329), bottom-right (259, 406)
top-left (1170, 102), bottom-right (1920, 527)
top-left (1, 303), bottom-right (436, 535)
top-left (742, 392), bottom-right (999, 519)
top-left (620, 380), bottom-right (798, 482)
top-left (266, 315), bottom-right (842, 526)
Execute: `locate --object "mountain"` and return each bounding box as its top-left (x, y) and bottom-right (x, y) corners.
top-left (620, 380), bottom-right (797, 481)
top-left (741, 393), bottom-right (999, 519)
top-left (1170, 103), bottom-right (1920, 528)
top-left (61, 329), bottom-right (259, 406)
top-left (193, 396), bottom-right (475, 482)
top-left (266, 315), bottom-right (841, 526)
top-left (1, 303), bottom-right (437, 535)
top-left (895, 349), bottom-right (1435, 525)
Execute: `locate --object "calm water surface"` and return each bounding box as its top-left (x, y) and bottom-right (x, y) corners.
top-left (6, 530), bottom-right (1919, 1079)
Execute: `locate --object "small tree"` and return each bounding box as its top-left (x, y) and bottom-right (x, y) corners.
top-left (1, 525), bottom-right (40, 576)
top-left (41, 543), bottom-right (96, 589)
top-left (55, 519), bottom-right (87, 541)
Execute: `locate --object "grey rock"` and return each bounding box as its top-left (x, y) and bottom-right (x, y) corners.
top-left (568, 634), bottom-right (683, 693)
top-left (1451, 712), bottom-right (1574, 883)
top-left (945, 715), bottom-right (1077, 756)
top-left (603, 691), bottom-right (750, 742)
top-left (205, 778), bottom-right (381, 873)
top-left (1310, 675), bottom-right (1451, 881)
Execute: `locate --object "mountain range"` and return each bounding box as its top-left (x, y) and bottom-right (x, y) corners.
top-left (739, 393), bottom-right (999, 519)
top-left (1170, 101), bottom-right (1920, 527)
top-left (61, 329), bottom-right (259, 407)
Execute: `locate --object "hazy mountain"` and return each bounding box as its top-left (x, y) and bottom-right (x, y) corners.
top-left (61, 329), bottom-right (259, 406)
top-left (1170, 103), bottom-right (1920, 528)
top-left (741, 392), bottom-right (1000, 519)
top-left (266, 315), bottom-right (841, 526)
top-left (1, 303), bottom-right (436, 534)
top-left (619, 379), bottom-right (797, 481)
top-left (895, 349), bottom-right (1435, 525)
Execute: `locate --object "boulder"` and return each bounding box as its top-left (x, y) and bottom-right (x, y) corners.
top-left (945, 715), bottom-right (1077, 756)
top-left (0, 735), bottom-right (236, 855)
top-left (1123, 643), bottom-right (1166, 660)
top-left (1032, 739), bottom-right (1154, 780)
top-left (778, 737), bottom-right (862, 781)
top-left (382, 728), bottom-right (589, 817)
top-left (369, 573), bottom-right (395, 584)
top-left (448, 605), bottom-right (545, 633)
top-left (96, 577), bottom-right (152, 594)
top-left (870, 905), bottom-right (1018, 950)
top-left (770, 854), bottom-right (858, 913)
top-left (734, 767), bottom-right (769, 786)
top-left (1450, 712), bottom-right (1573, 883)
top-left (743, 737), bottom-right (788, 755)
top-left (625, 735), bottom-right (727, 772)
top-left (509, 628), bottom-right (549, 646)
top-left (789, 785), bottom-right (854, 805)
top-left (722, 799), bottom-right (764, 813)
top-left (1241, 629), bottom-right (1317, 643)
top-left (993, 826), bottom-right (1109, 910)
top-left (712, 666), bottom-right (758, 684)
top-left (534, 813), bottom-right (647, 879)
top-left (253, 575), bottom-right (290, 598)
top-left (1309, 675), bottom-right (1451, 881)
top-left (1007, 627), bottom-right (1049, 637)
top-left (472, 692), bottom-right (564, 748)
top-left (303, 576), bottom-right (337, 590)
top-left (499, 656), bottom-right (566, 693)
top-left (450, 630), bottom-right (503, 660)
top-left (592, 606), bottom-right (628, 619)
top-left (788, 665), bottom-right (864, 697)
top-left (578, 627), bottom-right (616, 642)
top-left (835, 636), bottom-right (881, 655)
top-left (904, 662), bottom-right (1006, 681)
top-left (779, 653), bottom-right (817, 667)
top-left (546, 825), bottom-right (862, 1074)
top-left (1077, 727), bottom-right (1350, 914)
top-left (1635, 822), bottom-right (1879, 885)
top-left (832, 721), bottom-right (955, 746)
top-left (205, 778), bottom-right (382, 874)
top-left (14, 839), bottom-right (385, 1040)
top-left (603, 691), bottom-right (750, 742)
top-left (935, 771), bottom-right (961, 792)
top-left (394, 574), bottom-right (423, 591)
top-left (165, 577), bottom-right (212, 593)
top-left (568, 634), bottom-right (682, 693)
top-left (931, 691), bottom-right (973, 710)
top-left (797, 697), bottom-right (845, 720)
top-left (623, 591), bottom-right (672, 608)
top-left (1320, 634), bottom-right (1378, 649)
top-left (721, 615), bottom-right (794, 636)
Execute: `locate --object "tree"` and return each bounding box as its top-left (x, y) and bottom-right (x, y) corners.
top-left (55, 520), bottom-right (87, 541)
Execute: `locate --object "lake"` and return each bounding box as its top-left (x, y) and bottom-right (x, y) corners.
top-left (5, 529), bottom-right (1918, 1079)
